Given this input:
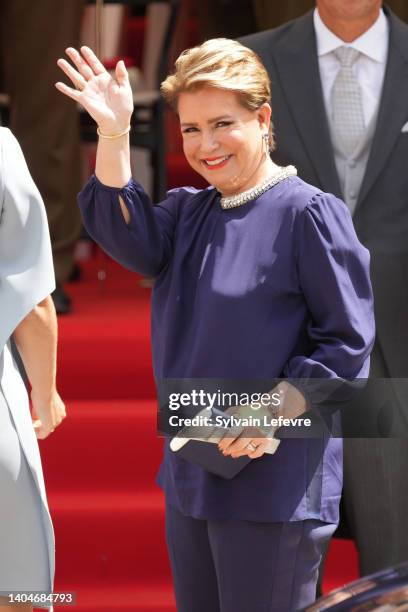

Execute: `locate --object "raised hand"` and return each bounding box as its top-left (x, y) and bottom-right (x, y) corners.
top-left (56, 46), bottom-right (134, 135)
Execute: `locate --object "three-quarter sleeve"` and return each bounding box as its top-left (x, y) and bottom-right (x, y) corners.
top-left (0, 128), bottom-right (55, 353)
top-left (284, 193), bottom-right (375, 381)
top-left (78, 175), bottom-right (181, 277)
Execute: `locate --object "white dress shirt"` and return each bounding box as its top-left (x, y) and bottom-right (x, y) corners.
top-left (314, 8), bottom-right (389, 127)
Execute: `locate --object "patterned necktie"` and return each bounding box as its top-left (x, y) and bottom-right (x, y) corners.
top-left (331, 46), bottom-right (365, 157)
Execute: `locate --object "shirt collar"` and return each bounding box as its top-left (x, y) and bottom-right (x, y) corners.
top-left (313, 7), bottom-right (388, 63)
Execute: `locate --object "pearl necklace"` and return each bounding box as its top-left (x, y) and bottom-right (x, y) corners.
top-left (220, 165), bottom-right (297, 210)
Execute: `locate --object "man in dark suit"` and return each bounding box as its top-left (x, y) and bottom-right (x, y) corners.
top-left (242, 1), bottom-right (408, 576)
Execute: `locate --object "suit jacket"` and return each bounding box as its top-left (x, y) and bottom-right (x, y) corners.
top-left (242, 7), bottom-right (408, 379)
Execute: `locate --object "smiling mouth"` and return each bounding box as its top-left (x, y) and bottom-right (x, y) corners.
top-left (201, 155), bottom-right (232, 169)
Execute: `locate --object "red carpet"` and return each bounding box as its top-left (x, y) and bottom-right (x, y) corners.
top-left (39, 253), bottom-right (359, 611)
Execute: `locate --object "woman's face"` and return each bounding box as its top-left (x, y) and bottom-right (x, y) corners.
top-left (178, 87), bottom-right (271, 196)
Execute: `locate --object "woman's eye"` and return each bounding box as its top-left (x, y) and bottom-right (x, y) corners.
top-left (215, 121), bottom-right (232, 128)
top-left (182, 127), bottom-right (198, 134)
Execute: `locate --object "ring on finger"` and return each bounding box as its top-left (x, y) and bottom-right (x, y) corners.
top-left (246, 442), bottom-right (258, 452)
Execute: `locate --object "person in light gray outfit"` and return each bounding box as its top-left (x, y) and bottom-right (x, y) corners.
top-left (0, 128), bottom-right (66, 611)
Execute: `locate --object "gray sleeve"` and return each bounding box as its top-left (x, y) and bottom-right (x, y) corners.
top-left (0, 128), bottom-right (55, 352)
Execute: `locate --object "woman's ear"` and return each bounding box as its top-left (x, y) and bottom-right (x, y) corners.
top-left (257, 102), bottom-right (272, 131)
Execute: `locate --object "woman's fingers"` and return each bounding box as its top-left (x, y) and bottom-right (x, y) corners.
top-left (33, 419), bottom-right (42, 431)
top-left (33, 419), bottom-right (49, 440)
top-left (33, 413), bottom-right (65, 440)
top-left (247, 440), bottom-right (268, 459)
top-left (219, 426), bottom-right (269, 458)
top-left (218, 435), bottom-right (235, 452)
top-left (81, 45), bottom-right (106, 75)
top-left (65, 47), bottom-right (95, 80)
top-left (230, 438), bottom-right (268, 459)
top-left (219, 435), bottom-right (250, 456)
top-left (31, 391), bottom-right (66, 440)
top-left (224, 436), bottom-right (252, 456)
top-left (55, 81), bottom-right (81, 103)
top-left (57, 58), bottom-right (87, 91)
top-left (115, 60), bottom-right (129, 87)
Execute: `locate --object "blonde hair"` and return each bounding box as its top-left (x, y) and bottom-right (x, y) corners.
top-left (161, 38), bottom-right (275, 151)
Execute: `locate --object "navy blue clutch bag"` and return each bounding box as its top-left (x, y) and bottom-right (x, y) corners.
top-left (169, 408), bottom-right (280, 479)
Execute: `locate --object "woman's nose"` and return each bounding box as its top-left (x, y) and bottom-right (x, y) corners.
top-left (199, 130), bottom-right (219, 154)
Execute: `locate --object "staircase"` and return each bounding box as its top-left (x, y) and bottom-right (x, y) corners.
top-left (40, 255), bottom-right (176, 611)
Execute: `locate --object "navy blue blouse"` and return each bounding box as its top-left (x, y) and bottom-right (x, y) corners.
top-left (78, 173), bottom-right (374, 523)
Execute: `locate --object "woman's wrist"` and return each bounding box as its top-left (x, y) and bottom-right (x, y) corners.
top-left (31, 385), bottom-right (57, 404)
top-left (97, 119), bottom-right (132, 137)
top-left (97, 125), bottom-right (131, 139)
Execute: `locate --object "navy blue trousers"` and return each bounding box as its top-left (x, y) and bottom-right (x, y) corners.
top-left (165, 504), bottom-right (337, 612)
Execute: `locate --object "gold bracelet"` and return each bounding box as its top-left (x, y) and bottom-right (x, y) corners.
top-left (97, 125), bottom-right (131, 139)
